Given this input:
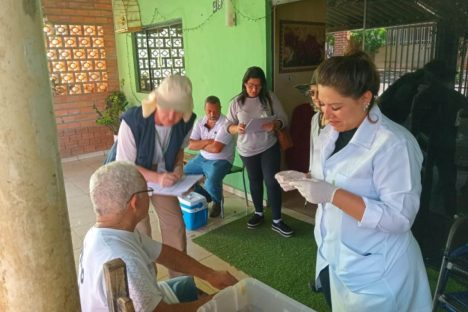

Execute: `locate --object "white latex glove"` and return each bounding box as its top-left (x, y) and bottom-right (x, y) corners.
top-left (290, 178), bottom-right (338, 204)
top-left (275, 170), bottom-right (307, 191)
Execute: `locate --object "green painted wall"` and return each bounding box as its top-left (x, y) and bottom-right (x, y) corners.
top-left (114, 0), bottom-right (270, 193)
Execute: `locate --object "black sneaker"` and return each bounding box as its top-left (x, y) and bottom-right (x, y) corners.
top-left (271, 221), bottom-right (294, 237)
top-left (209, 202), bottom-right (221, 218)
top-left (247, 214), bottom-right (264, 229)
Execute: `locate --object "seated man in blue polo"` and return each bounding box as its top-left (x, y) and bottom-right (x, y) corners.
top-left (184, 96), bottom-right (235, 218)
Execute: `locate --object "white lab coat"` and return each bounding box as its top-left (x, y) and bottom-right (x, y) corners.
top-left (311, 106), bottom-right (432, 311)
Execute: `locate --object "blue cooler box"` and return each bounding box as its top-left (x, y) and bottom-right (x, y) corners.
top-left (178, 192), bottom-right (208, 230)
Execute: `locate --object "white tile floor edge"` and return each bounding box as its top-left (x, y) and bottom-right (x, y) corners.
top-left (61, 150), bottom-right (107, 163)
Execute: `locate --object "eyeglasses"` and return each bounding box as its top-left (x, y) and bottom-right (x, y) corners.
top-left (127, 188), bottom-right (154, 203)
top-left (245, 83), bottom-right (262, 90)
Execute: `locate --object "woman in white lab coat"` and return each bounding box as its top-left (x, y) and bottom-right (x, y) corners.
top-left (278, 52), bottom-right (432, 311)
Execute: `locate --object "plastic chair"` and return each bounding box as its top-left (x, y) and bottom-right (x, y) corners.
top-left (285, 103), bottom-right (314, 173)
top-left (220, 164), bottom-right (248, 218)
top-left (432, 216), bottom-right (468, 312)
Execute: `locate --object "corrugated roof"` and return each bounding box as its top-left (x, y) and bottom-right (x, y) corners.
top-left (326, 0), bottom-right (468, 31)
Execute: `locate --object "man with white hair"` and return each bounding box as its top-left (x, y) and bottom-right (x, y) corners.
top-left (111, 75), bottom-right (196, 274)
top-left (79, 161), bottom-right (238, 312)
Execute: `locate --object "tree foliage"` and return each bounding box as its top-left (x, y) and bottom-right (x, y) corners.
top-left (349, 28), bottom-right (386, 55)
top-left (326, 33), bottom-right (335, 46)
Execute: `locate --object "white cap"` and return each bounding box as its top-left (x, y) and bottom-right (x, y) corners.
top-left (142, 74), bottom-right (194, 122)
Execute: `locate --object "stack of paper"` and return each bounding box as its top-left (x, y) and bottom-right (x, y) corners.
top-left (148, 174), bottom-right (203, 196)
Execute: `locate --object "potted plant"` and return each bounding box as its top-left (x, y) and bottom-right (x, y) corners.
top-left (93, 91), bottom-right (128, 136)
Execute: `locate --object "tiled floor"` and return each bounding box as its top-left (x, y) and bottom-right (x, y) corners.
top-left (62, 153), bottom-right (314, 294)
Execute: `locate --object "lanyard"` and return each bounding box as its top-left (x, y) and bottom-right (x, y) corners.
top-left (155, 129), bottom-right (170, 155)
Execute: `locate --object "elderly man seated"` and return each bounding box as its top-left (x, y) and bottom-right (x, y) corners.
top-left (78, 161), bottom-right (237, 312)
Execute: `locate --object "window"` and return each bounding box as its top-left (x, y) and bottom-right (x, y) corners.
top-left (43, 23), bottom-right (109, 96)
top-left (134, 21), bottom-right (185, 92)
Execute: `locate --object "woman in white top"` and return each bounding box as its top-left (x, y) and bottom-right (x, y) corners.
top-left (226, 66), bottom-right (293, 237)
top-left (277, 52), bottom-right (432, 311)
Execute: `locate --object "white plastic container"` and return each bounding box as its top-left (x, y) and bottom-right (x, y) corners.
top-left (178, 192), bottom-right (208, 230)
top-left (197, 278), bottom-right (316, 312)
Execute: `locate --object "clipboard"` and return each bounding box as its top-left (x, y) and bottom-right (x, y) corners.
top-left (147, 174), bottom-right (203, 196)
top-left (244, 116), bottom-right (276, 133)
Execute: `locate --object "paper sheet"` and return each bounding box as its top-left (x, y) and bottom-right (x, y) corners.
top-left (244, 116), bottom-right (276, 133)
top-left (148, 174), bottom-right (203, 196)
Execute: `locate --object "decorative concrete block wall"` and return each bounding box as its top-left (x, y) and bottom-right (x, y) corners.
top-left (42, 0), bottom-right (119, 157)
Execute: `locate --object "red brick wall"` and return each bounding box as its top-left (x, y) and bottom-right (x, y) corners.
top-left (42, 0), bottom-right (119, 158)
top-left (332, 31), bottom-right (348, 56)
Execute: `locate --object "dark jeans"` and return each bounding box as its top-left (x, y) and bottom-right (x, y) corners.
top-left (420, 144), bottom-right (457, 217)
top-left (319, 266), bottom-right (332, 308)
top-left (240, 143), bottom-right (282, 220)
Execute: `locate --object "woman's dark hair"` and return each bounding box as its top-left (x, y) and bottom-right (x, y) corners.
top-left (238, 66), bottom-right (272, 110)
top-left (316, 51), bottom-right (380, 112)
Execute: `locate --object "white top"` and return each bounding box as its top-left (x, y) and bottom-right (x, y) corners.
top-left (311, 106), bottom-right (431, 311)
top-left (116, 120), bottom-right (190, 172)
top-left (190, 115), bottom-right (234, 163)
top-left (78, 228), bottom-right (178, 312)
top-left (226, 91), bottom-right (288, 157)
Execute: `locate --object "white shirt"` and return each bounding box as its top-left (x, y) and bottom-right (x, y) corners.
top-left (116, 120), bottom-right (190, 172)
top-left (78, 228), bottom-right (178, 312)
top-left (190, 115), bottom-right (234, 163)
top-left (312, 106), bottom-right (431, 311)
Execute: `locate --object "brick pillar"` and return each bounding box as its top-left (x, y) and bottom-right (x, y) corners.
top-left (332, 31), bottom-right (349, 56)
top-left (0, 1), bottom-right (80, 311)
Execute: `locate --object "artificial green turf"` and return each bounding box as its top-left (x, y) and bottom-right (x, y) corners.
top-left (193, 210), bottom-right (330, 311)
top-left (193, 210), bottom-right (464, 312)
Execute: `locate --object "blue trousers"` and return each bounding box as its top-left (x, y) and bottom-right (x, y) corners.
top-left (184, 154), bottom-right (232, 205)
top-left (164, 275), bottom-right (198, 302)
